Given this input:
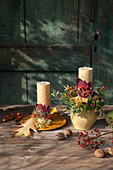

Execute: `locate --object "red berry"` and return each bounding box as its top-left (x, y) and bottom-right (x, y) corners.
top-left (3, 118), bottom-right (6, 122)
top-left (94, 127), bottom-right (96, 130)
top-left (80, 132), bottom-right (83, 135)
top-left (112, 141), bottom-right (113, 143)
top-left (9, 117), bottom-right (12, 120)
top-left (90, 131), bottom-right (93, 133)
top-left (87, 141), bottom-right (90, 145)
top-left (84, 130), bottom-right (86, 133)
top-left (96, 129), bottom-right (99, 132)
top-left (90, 137), bottom-right (93, 140)
top-left (57, 96), bottom-right (60, 98)
top-left (75, 86), bottom-right (77, 89)
top-left (99, 142), bottom-right (101, 145)
top-left (6, 114), bottom-right (10, 118)
top-left (98, 132), bottom-right (101, 135)
top-left (94, 146), bottom-right (98, 150)
top-left (67, 94), bottom-right (70, 97)
top-left (17, 112), bottom-right (20, 116)
top-left (90, 141), bottom-right (93, 144)
top-left (77, 141), bottom-right (80, 145)
top-left (33, 113), bottom-right (36, 118)
top-left (78, 137), bottom-right (80, 139)
top-left (11, 113), bottom-right (14, 116)
top-left (86, 138), bottom-right (88, 141)
top-left (86, 132), bottom-right (88, 135)
top-left (109, 137), bottom-right (111, 140)
top-left (17, 115), bottom-right (21, 119)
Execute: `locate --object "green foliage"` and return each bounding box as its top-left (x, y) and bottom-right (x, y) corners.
top-left (51, 85), bottom-right (106, 114)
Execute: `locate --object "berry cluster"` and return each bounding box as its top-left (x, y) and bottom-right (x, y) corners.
top-left (109, 137), bottom-right (113, 144)
top-left (77, 127), bottom-right (102, 150)
top-left (2, 112), bottom-right (21, 122)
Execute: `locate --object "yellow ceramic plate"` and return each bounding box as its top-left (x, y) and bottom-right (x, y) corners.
top-left (21, 113), bottom-right (66, 131)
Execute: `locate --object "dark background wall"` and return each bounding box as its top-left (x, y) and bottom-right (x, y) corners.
top-left (0, 0), bottom-right (113, 105)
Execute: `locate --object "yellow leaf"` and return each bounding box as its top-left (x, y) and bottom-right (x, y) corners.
top-left (66, 85), bottom-right (74, 92)
top-left (12, 118), bottom-right (38, 137)
top-left (70, 95), bottom-right (88, 107)
top-left (50, 107), bottom-right (58, 114)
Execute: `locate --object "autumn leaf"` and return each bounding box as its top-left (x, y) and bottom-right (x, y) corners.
top-left (66, 85), bottom-right (74, 92)
top-left (70, 95), bottom-right (88, 107)
top-left (12, 118), bottom-right (38, 137)
top-left (35, 104), bottom-right (49, 113)
top-left (77, 78), bottom-right (91, 89)
top-left (50, 107), bottom-right (58, 114)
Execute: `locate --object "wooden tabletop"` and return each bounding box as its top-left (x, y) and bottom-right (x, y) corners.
top-left (0, 105), bottom-right (113, 170)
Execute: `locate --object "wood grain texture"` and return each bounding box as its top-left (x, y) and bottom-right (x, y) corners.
top-left (0, 45), bottom-right (91, 71)
top-left (0, 72), bottom-right (27, 104)
top-left (25, 0), bottom-right (78, 44)
top-left (0, 0), bottom-right (24, 44)
top-left (0, 105), bottom-right (113, 170)
top-left (92, 0), bottom-right (113, 104)
top-left (79, 0), bottom-right (93, 45)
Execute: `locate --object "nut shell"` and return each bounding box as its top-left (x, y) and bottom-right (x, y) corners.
top-left (108, 147), bottom-right (113, 156)
top-left (64, 129), bottom-right (72, 136)
top-left (56, 132), bottom-right (65, 140)
top-left (94, 149), bottom-right (105, 158)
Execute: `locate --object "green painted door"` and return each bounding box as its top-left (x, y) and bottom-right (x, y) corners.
top-left (0, 0), bottom-right (112, 105)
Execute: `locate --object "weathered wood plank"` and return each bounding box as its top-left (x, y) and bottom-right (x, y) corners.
top-left (25, 0), bottom-right (78, 44)
top-left (92, 0), bottom-right (113, 104)
top-left (0, 45), bottom-right (91, 71)
top-left (0, 72), bottom-right (27, 104)
top-left (79, 0), bottom-right (93, 44)
top-left (0, 0), bottom-right (25, 44)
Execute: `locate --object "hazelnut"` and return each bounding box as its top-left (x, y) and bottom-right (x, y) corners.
top-left (64, 129), bottom-right (72, 136)
top-left (94, 149), bottom-right (105, 158)
top-left (56, 133), bottom-right (65, 140)
top-left (108, 147), bottom-right (113, 156)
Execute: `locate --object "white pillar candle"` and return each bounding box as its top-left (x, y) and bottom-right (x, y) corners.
top-left (37, 81), bottom-right (50, 109)
top-left (78, 66), bottom-right (93, 84)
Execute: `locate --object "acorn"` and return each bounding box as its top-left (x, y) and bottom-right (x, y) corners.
top-left (94, 149), bottom-right (105, 158)
top-left (64, 129), bottom-right (72, 137)
top-left (108, 147), bottom-right (113, 156)
top-left (56, 133), bottom-right (65, 140)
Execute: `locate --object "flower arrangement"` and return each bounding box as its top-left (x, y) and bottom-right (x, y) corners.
top-left (51, 78), bottom-right (107, 114)
top-left (32, 104), bottom-right (52, 127)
